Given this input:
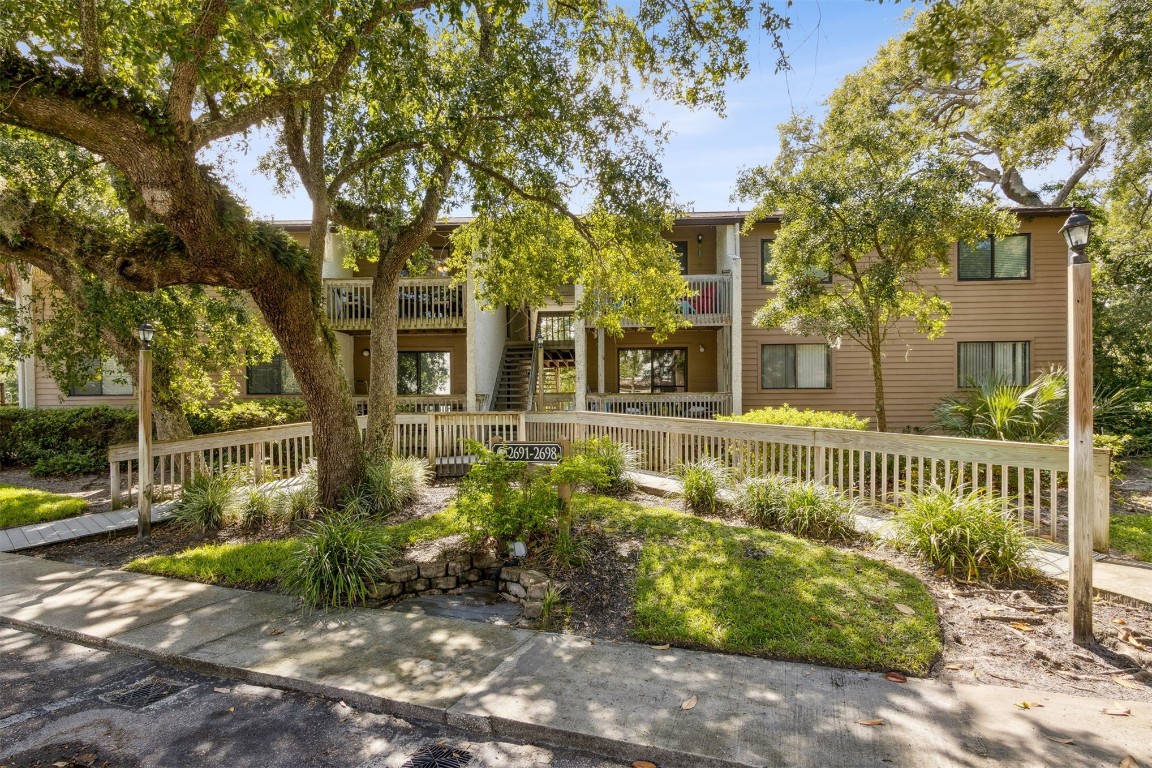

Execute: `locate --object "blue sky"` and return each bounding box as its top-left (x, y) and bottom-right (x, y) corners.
top-left (229, 1), bottom-right (912, 221)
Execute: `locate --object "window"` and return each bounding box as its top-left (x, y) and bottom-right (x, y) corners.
top-left (70, 358), bottom-right (134, 396)
top-left (761, 238), bottom-right (830, 284)
top-left (958, 341), bottom-right (1030, 386)
top-left (617, 348), bottom-right (687, 393)
top-left (760, 344), bottom-right (831, 389)
top-left (246, 354), bottom-right (301, 395)
top-left (672, 241), bottom-right (689, 274)
top-left (398, 351), bottom-right (451, 395)
top-left (958, 234), bottom-right (1031, 280)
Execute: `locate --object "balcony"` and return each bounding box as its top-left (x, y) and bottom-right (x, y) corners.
top-left (586, 392), bottom-right (731, 419)
top-left (325, 278), bottom-right (465, 331)
top-left (622, 274), bottom-right (732, 328)
top-left (352, 395), bottom-right (475, 415)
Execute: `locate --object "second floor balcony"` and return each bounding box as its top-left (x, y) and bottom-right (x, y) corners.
top-left (621, 274), bottom-right (732, 328)
top-left (325, 278), bottom-right (465, 331)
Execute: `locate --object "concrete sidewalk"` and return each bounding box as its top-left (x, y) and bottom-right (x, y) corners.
top-left (1, 552), bottom-right (1149, 768)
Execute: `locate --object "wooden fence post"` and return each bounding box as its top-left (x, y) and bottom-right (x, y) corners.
top-left (1093, 452), bottom-right (1111, 553)
top-left (110, 462), bottom-right (121, 510)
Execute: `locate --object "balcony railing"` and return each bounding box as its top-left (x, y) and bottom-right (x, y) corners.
top-left (586, 392), bottom-right (732, 419)
top-left (536, 312), bottom-right (575, 344)
top-left (622, 274), bottom-right (732, 328)
top-left (325, 278), bottom-right (465, 331)
top-left (352, 395), bottom-right (469, 415)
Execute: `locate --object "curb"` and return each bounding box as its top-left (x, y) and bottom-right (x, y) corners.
top-left (1, 614), bottom-right (753, 768)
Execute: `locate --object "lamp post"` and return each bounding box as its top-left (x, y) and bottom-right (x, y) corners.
top-left (137, 322), bottom-right (155, 541)
top-left (1061, 211), bottom-right (1094, 645)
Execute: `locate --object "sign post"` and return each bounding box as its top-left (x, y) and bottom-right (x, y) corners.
top-left (491, 437), bottom-right (572, 537)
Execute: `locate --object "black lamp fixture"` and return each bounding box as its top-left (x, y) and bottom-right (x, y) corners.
top-left (138, 322), bottom-right (155, 350)
top-left (1060, 211), bottom-right (1093, 263)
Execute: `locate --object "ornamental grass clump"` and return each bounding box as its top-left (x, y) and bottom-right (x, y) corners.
top-left (675, 457), bottom-right (732, 516)
top-left (170, 471), bottom-right (241, 533)
top-left (893, 485), bottom-right (1035, 583)
top-left (738, 476), bottom-right (857, 542)
top-left (346, 457), bottom-right (430, 518)
top-left (285, 511), bottom-right (396, 608)
top-left (573, 436), bottom-right (640, 494)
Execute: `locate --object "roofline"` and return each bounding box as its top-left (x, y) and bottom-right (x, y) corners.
top-left (268, 205), bottom-right (1075, 234)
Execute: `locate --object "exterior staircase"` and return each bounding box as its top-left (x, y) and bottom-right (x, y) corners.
top-left (492, 343), bottom-right (535, 411)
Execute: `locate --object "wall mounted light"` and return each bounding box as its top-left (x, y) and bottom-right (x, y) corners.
top-left (361, 349), bottom-right (370, 357)
top-left (698, 344), bottom-right (705, 353)
top-left (696, 234), bottom-right (704, 245)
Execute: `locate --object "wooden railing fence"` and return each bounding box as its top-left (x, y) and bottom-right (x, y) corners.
top-left (108, 410), bottom-right (1111, 549)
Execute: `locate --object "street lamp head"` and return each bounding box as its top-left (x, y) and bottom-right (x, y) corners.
top-left (138, 322), bottom-right (155, 349)
top-left (1060, 211), bottom-right (1093, 251)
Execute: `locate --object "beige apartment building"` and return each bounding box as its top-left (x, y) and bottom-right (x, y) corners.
top-left (13, 207), bottom-right (1072, 431)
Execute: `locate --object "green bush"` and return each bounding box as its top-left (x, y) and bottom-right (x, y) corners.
top-left (676, 457), bottom-right (732, 516)
top-left (185, 398), bottom-right (310, 435)
top-left (285, 511), bottom-right (396, 608)
top-left (346, 457), bottom-right (429, 518)
top-left (0, 406), bottom-right (136, 476)
top-left (456, 443), bottom-right (559, 544)
top-left (717, 404), bottom-right (869, 430)
top-left (236, 487), bottom-right (285, 532)
top-left (171, 471), bottom-right (242, 533)
top-left (893, 485), bottom-right (1035, 583)
top-left (737, 476), bottom-right (857, 541)
top-left (933, 370), bottom-right (1067, 442)
top-left (571, 437), bottom-right (639, 494)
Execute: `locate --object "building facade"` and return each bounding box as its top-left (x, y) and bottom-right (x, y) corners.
top-left (14, 208), bottom-right (1072, 431)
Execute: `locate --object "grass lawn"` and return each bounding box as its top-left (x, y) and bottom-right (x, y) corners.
top-left (576, 496), bottom-right (942, 675)
top-left (1111, 513), bottom-right (1152, 563)
top-left (125, 507), bottom-right (470, 588)
top-left (0, 484), bottom-right (87, 529)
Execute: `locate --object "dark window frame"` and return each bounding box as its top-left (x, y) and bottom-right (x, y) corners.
top-left (672, 241), bottom-right (689, 274)
top-left (956, 341), bottom-right (1031, 387)
top-left (759, 343), bottom-right (833, 390)
top-left (397, 350), bottom-right (452, 396)
top-left (957, 233), bottom-right (1032, 281)
top-left (616, 347), bottom-right (689, 393)
top-left (69, 358), bottom-right (133, 397)
top-left (246, 354), bottom-right (301, 396)
top-left (761, 238), bottom-right (831, 285)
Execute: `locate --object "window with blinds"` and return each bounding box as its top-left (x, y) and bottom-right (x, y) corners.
top-left (958, 234), bottom-right (1031, 280)
top-left (246, 354), bottom-right (302, 395)
top-left (957, 341), bottom-right (1030, 386)
top-left (69, 358), bottom-right (134, 396)
top-left (760, 344), bottom-right (831, 389)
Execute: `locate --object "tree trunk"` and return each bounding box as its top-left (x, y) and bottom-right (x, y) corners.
top-left (868, 340), bottom-right (887, 432)
top-left (250, 278), bottom-right (364, 508)
top-left (366, 243), bottom-right (401, 461)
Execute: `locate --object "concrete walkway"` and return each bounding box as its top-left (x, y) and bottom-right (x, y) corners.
top-left (0, 477), bottom-right (303, 554)
top-left (0, 552), bottom-right (1148, 768)
top-left (631, 471), bottom-right (1152, 610)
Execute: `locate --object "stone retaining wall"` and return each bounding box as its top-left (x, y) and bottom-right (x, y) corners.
top-left (498, 566), bottom-right (564, 620)
top-left (369, 552), bottom-right (504, 600)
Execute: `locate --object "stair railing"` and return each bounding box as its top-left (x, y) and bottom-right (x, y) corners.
top-left (525, 337), bottom-right (542, 412)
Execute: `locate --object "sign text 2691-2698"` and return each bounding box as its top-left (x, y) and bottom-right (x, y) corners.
top-left (494, 442), bottom-right (563, 463)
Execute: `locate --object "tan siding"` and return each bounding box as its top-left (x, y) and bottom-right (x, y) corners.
top-left (739, 215), bottom-right (1069, 429)
top-left (352, 332), bottom-right (467, 395)
top-left (666, 225), bottom-right (718, 274)
top-left (585, 328), bottom-right (721, 392)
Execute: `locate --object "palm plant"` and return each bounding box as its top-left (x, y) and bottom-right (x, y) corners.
top-left (933, 368), bottom-right (1067, 442)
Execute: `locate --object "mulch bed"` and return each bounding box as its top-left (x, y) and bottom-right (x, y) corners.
top-left (24, 483), bottom-right (1152, 703)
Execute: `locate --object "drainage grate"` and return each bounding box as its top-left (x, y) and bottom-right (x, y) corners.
top-left (399, 744), bottom-right (476, 768)
top-left (98, 678), bottom-right (189, 709)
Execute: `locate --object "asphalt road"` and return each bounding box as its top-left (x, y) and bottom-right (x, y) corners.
top-left (0, 626), bottom-right (626, 768)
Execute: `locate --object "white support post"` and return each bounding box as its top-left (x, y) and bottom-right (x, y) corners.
top-left (574, 285), bottom-right (587, 411)
top-left (466, 263), bottom-right (477, 411)
top-left (597, 328), bottom-right (606, 395)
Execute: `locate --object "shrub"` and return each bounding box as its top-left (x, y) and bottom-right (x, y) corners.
top-left (346, 457), bottom-right (429, 518)
top-left (184, 398), bottom-right (310, 435)
top-left (675, 457), bottom-right (732, 516)
top-left (737, 476), bottom-right (858, 541)
top-left (171, 471), bottom-right (242, 532)
top-left (717, 404), bottom-right (869, 430)
top-left (285, 512), bottom-right (396, 608)
top-left (456, 443), bottom-right (559, 544)
top-left (236, 488), bottom-right (284, 532)
top-left (572, 437), bottom-right (639, 494)
top-left (0, 406), bottom-right (136, 475)
top-left (933, 370), bottom-right (1067, 442)
top-left (893, 485), bottom-right (1035, 583)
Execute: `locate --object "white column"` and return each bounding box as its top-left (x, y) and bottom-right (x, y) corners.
top-left (15, 276), bottom-right (37, 408)
top-left (573, 285), bottom-right (587, 410)
top-left (725, 224), bottom-right (743, 414)
top-left (466, 262), bottom-right (477, 410)
top-left (596, 327), bottom-right (606, 394)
